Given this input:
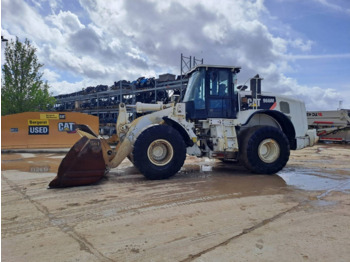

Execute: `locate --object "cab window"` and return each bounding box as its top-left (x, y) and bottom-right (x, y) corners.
top-left (209, 70), bottom-right (229, 96)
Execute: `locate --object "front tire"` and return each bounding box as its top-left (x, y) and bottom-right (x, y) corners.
top-left (133, 125), bottom-right (186, 180)
top-left (239, 126), bottom-right (290, 174)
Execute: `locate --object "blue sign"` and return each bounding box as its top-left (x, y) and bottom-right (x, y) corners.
top-left (28, 126), bottom-right (49, 135)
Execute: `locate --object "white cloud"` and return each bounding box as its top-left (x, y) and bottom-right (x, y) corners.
top-left (2, 0), bottom-right (55, 42)
top-left (47, 10), bottom-right (85, 33)
top-left (290, 38), bottom-right (313, 52)
top-left (49, 80), bottom-right (86, 95)
top-left (31, 0), bottom-right (63, 14)
top-left (284, 53), bottom-right (350, 60)
top-left (268, 75), bottom-right (343, 110)
top-left (313, 0), bottom-right (350, 15)
top-left (2, 0), bottom-right (349, 110)
top-left (43, 68), bottom-right (60, 82)
top-left (47, 0), bottom-right (63, 14)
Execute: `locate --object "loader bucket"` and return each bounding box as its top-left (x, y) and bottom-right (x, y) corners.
top-left (49, 136), bottom-right (107, 188)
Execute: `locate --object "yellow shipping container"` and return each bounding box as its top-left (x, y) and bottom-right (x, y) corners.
top-left (1, 112), bottom-right (99, 149)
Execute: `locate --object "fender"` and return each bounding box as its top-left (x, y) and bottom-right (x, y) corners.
top-left (108, 107), bottom-right (173, 168)
top-left (242, 110), bottom-right (297, 150)
top-left (162, 117), bottom-right (194, 147)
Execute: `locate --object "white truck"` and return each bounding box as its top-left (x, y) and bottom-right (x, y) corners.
top-left (307, 109), bottom-right (350, 142)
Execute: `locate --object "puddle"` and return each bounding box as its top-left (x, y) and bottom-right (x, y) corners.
top-left (185, 173), bottom-right (287, 197)
top-left (1, 153), bottom-right (62, 173)
top-left (173, 161), bottom-right (289, 198)
top-left (116, 160), bottom-right (350, 200)
top-left (278, 167), bottom-right (350, 192)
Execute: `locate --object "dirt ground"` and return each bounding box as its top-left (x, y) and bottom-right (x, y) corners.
top-left (2, 144), bottom-right (350, 262)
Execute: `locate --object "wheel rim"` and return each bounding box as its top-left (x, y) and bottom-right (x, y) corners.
top-left (147, 139), bottom-right (174, 166)
top-left (258, 139), bottom-right (280, 163)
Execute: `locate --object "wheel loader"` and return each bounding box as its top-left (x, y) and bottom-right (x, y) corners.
top-left (49, 65), bottom-right (318, 188)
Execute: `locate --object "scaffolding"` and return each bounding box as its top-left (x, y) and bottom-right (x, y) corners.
top-left (54, 54), bottom-right (203, 134)
top-left (180, 53), bottom-right (203, 97)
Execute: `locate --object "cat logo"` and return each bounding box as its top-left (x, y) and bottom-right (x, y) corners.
top-left (58, 122), bottom-right (76, 133)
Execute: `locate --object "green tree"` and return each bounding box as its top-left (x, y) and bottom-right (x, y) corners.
top-left (1, 37), bottom-right (55, 115)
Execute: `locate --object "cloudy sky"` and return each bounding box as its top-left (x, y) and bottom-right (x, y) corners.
top-left (1, 0), bottom-right (350, 110)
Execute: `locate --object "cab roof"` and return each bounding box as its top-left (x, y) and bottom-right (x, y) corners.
top-left (186, 64), bottom-right (241, 75)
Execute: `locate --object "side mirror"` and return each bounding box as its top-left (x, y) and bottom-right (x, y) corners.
top-left (237, 85), bottom-right (248, 91)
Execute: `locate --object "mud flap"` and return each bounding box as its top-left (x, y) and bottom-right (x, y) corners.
top-left (49, 136), bottom-right (107, 188)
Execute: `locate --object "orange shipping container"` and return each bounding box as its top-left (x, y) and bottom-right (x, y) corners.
top-left (1, 112), bottom-right (99, 149)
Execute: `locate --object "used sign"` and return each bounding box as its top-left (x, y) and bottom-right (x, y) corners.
top-left (29, 126), bottom-right (49, 135)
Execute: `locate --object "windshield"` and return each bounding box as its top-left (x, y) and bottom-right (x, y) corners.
top-left (183, 69), bottom-right (205, 103)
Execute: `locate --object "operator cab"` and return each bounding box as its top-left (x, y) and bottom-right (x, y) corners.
top-left (183, 65), bottom-right (241, 120)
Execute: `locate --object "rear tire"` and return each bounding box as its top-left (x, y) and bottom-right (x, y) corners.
top-left (239, 126), bottom-right (290, 174)
top-left (133, 125), bottom-right (186, 180)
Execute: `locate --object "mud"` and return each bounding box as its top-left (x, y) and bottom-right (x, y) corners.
top-left (2, 144), bottom-right (350, 261)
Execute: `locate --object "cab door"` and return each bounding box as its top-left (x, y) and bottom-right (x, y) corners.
top-left (206, 68), bottom-right (236, 118)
